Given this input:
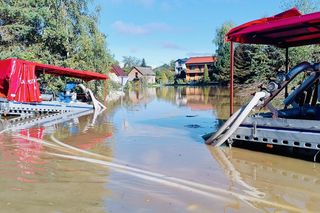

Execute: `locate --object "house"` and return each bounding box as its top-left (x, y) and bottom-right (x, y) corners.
top-left (185, 56), bottom-right (217, 81)
top-left (108, 65), bottom-right (128, 86)
top-left (175, 58), bottom-right (188, 75)
top-left (128, 66), bottom-right (156, 84)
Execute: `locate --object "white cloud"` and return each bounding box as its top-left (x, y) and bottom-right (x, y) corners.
top-left (112, 21), bottom-right (171, 35)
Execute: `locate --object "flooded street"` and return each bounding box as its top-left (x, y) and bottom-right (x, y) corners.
top-left (0, 86), bottom-right (320, 213)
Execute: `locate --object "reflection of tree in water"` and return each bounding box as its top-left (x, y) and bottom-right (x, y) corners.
top-left (158, 86), bottom-right (169, 99)
top-left (106, 86), bottom-right (244, 119)
top-left (155, 86), bottom-right (243, 119)
top-left (106, 87), bottom-right (159, 115)
top-left (203, 87), bottom-right (210, 104)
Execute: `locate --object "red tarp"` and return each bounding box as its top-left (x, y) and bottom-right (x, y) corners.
top-left (7, 61), bottom-right (41, 102)
top-left (0, 58), bottom-right (107, 103)
top-left (226, 8), bottom-right (320, 48)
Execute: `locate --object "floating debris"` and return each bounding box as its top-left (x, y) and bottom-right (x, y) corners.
top-left (186, 115), bottom-right (198, 118)
top-left (184, 124), bottom-right (202, 128)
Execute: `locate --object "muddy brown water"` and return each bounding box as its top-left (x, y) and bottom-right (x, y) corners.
top-left (0, 86), bottom-right (319, 213)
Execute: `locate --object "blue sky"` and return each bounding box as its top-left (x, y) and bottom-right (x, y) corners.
top-left (95, 0), bottom-right (285, 67)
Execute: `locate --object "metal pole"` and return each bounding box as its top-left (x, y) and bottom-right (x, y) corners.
top-left (230, 42), bottom-right (234, 115)
top-left (285, 47), bottom-right (289, 98)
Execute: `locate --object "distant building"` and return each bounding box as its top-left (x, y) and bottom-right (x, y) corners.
top-left (108, 65), bottom-right (128, 86)
top-left (185, 56), bottom-right (217, 81)
top-left (128, 66), bottom-right (156, 84)
top-left (175, 58), bottom-right (188, 75)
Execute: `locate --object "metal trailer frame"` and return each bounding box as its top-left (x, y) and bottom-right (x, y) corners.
top-left (0, 99), bottom-right (94, 116)
top-left (231, 117), bottom-right (320, 151)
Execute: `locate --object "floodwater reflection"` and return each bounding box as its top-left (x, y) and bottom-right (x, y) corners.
top-left (0, 112), bottom-right (113, 213)
top-left (0, 86), bottom-right (318, 212)
top-left (208, 147), bottom-right (320, 212)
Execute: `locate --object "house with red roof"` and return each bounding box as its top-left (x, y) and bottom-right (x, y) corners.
top-left (108, 65), bottom-right (128, 86)
top-left (185, 56), bottom-right (217, 81)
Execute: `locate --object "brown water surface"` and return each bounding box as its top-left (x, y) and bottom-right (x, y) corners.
top-left (0, 86), bottom-right (319, 213)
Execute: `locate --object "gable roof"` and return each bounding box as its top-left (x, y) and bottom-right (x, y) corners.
top-left (133, 66), bottom-right (155, 76)
top-left (110, 65), bottom-right (127, 76)
top-left (186, 56), bottom-right (217, 64)
top-left (175, 58), bottom-right (189, 63)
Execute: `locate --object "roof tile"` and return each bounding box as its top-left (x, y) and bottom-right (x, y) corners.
top-left (186, 56), bottom-right (217, 64)
top-left (110, 65), bottom-right (127, 76)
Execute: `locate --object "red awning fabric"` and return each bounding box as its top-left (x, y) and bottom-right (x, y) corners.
top-left (0, 58), bottom-right (107, 103)
top-left (226, 8), bottom-right (320, 48)
top-left (32, 61), bottom-right (107, 81)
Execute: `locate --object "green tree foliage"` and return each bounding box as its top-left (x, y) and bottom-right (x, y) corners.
top-left (154, 63), bottom-right (170, 73)
top-left (165, 70), bottom-right (174, 82)
top-left (234, 44), bottom-right (255, 83)
top-left (234, 44), bottom-right (285, 84)
top-left (160, 72), bottom-right (168, 84)
top-left (214, 23), bottom-right (286, 84)
top-left (213, 22), bottom-right (234, 84)
top-left (155, 69), bottom-right (174, 84)
top-left (169, 60), bottom-right (176, 70)
top-left (141, 58), bottom-right (147, 67)
top-left (203, 64), bottom-right (210, 83)
top-left (154, 62), bottom-right (175, 84)
top-left (0, 0), bottom-right (113, 96)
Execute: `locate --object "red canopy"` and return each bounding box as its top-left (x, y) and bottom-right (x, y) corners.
top-left (0, 58), bottom-right (107, 103)
top-left (226, 8), bottom-right (320, 48)
top-left (32, 60), bottom-right (107, 81)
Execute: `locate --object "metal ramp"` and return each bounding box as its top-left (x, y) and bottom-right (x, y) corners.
top-left (0, 109), bottom-right (95, 134)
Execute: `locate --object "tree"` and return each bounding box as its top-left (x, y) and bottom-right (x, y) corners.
top-left (250, 46), bottom-right (275, 81)
top-left (213, 22), bottom-right (234, 84)
top-left (234, 44), bottom-right (255, 83)
top-left (165, 70), bottom-right (175, 83)
top-left (203, 64), bottom-right (210, 83)
top-left (280, 0), bottom-right (320, 68)
top-left (122, 56), bottom-right (141, 73)
top-left (169, 60), bottom-right (176, 71)
top-left (141, 58), bottom-right (147, 67)
top-left (154, 62), bottom-right (176, 84)
top-left (0, 0), bottom-right (114, 96)
top-left (160, 72), bottom-right (168, 84)
top-left (281, 0), bottom-right (319, 13)
top-left (212, 1), bottom-right (320, 86)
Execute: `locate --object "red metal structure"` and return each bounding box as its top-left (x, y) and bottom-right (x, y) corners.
top-left (226, 8), bottom-right (320, 114)
top-left (0, 58), bottom-right (107, 103)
